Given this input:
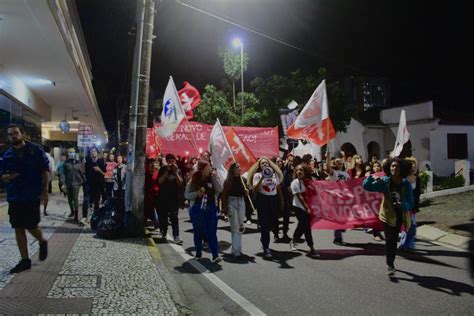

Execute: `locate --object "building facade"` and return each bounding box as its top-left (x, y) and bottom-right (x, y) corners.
top-left (0, 0), bottom-right (107, 153)
top-left (327, 101), bottom-right (473, 177)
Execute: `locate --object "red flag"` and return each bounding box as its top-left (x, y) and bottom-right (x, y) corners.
top-left (224, 127), bottom-right (257, 173)
top-left (287, 80), bottom-right (336, 146)
top-left (178, 82), bottom-right (201, 120)
top-left (146, 128), bottom-right (158, 158)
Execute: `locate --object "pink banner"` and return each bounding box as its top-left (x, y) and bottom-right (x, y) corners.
top-left (304, 178), bottom-right (384, 230)
top-left (151, 122), bottom-right (279, 158)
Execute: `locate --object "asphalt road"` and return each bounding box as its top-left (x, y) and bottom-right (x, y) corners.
top-left (153, 209), bottom-right (474, 315)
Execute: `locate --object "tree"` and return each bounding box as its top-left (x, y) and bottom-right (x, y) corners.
top-left (218, 48), bottom-right (249, 111)
top-left (237, 91), bottom-right (260, 126)
top-left (251, 68), bottom-right (353, 132)
top-left (193, 85), bottom-right (239, 126)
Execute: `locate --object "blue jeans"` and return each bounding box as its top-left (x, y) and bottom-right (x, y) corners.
top-left (400, 213), bottom-right (417, 249)
top-left (189, 203), bottom-right (219, 257)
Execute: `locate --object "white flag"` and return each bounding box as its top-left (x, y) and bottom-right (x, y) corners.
top-left (392, 110), bottom-right (410, 157)
top-left (209, 120), bottom-right (233, 188)
top-left (287, 79), bottom-right (336, 146)
top-left (157, 77), bottom-right (186, 137)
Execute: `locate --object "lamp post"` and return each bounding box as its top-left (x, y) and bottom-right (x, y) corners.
top-left (233, 38), bottom-right (244, 122)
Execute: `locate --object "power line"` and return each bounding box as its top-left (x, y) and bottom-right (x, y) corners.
top-left (175, 0), bottom-right (377, 77)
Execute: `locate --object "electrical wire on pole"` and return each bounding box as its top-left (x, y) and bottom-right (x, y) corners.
top-left (126, 0), bottom-right (156, 225)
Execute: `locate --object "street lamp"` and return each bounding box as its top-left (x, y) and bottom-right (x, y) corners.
top-left (232, 38), bottom-right (244, 122)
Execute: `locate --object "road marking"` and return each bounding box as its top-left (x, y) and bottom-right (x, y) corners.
top-left (146, 234), bottom-right (162, 260)
top-left (166, 234), bottom-right (266, 316)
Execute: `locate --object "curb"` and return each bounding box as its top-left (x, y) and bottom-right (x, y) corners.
top-left (416, 225), bottom-right (470, 250)
top-left (145, 232), bottom-right (193, 315)
top-left (420, 185), bottom-right (474, 200)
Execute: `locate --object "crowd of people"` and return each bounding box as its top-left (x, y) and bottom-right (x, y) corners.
top-left (1, 123), bottom-right (422, 276)
top-left (138, 149), bottom-right (421, 275)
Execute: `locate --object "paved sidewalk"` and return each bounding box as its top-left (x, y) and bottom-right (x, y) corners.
top-left (0, 194), bottom-right (180, 315)
top-left (417, 190), bottom-right (473, 249)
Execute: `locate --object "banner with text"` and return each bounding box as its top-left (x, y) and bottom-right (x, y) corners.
top-left (151, 122), bottom-right (279, 158)
top-left (304, 178), bottom-right (384, 230)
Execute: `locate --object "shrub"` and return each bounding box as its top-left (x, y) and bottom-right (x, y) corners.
top-left (439, 174), bottom-right (465, 190)
top-left (419, 170), bottom-right (430, 192)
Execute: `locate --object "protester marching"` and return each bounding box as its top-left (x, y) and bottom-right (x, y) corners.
top-left (0, 78), bottom-right (427, 279)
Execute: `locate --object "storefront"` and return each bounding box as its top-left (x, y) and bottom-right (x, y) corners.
top-left (0, 91), bottom-right (42, 154)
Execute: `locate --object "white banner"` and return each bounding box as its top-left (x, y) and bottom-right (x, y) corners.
top-left (77, 134), bottom-right (95, 148)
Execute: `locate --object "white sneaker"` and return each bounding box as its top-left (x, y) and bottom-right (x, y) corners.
top-left (174, 236), bottom-right (183, 245)
top-left (211, 256), bottom-right (222, 263)
top-left (387, 266), bottom-right (396, 276)
top-left (290, 241), bottom-right (297, 252)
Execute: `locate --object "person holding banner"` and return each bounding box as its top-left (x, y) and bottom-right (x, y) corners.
top-left (185, 160), bottom-right (223, 263)
top-left (248, 158), bottom-right (284, 259)
top-left (290, 164), bottom-right (320, 258)
top-left (222, 163), bottom-right (249, 258)
top-left (327, 156), bottom-right (351, 245)
top-left (363, 158), bottom-right (414, 276)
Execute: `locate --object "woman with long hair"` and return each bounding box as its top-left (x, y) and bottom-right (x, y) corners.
top-left (290, 164), bottom-right (320, 258)
top-left (222, 162), bottom-right (248, 258)
top-left (247, 157), bottom-right (284, 259)
top-left (185, 160), bottom-right (223, 262)
top-left (399, 157), bottom-right (420, 250)
top-left (363, 158), bottom-right (414, 275)
top-left (349, 154), bottom-right (365, 179)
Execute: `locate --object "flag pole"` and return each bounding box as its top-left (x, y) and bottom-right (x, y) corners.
top-left (171, 76), bottom-right (200, 156)
top-left (183, 116), bottom-right (200, 156)
top-left (216, 119), bottom-right (256, 212)
top-left (326, 118), bottom-right (330, 157)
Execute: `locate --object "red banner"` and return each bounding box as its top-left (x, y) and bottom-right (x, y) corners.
top-left (150, 122), bottom-right (279, 158)
top-left (304, 178), bottom-right (384, 230)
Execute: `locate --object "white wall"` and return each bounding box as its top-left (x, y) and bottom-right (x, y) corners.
top-left (430, 124), bottom-right (474, 176)
top-left (363, 127), bottom-right (385, 160)
top-left (381, 101), bottom-right (434, 124)
top-left (331, 118), bottom-right (366, 159)
top-left (387, 120), bottom-right (438, 163)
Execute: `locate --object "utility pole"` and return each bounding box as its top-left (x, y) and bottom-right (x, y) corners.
top-left (117, 119), bottom-right (121, 143)
top-left (126, 0), bottom-right (155, 225)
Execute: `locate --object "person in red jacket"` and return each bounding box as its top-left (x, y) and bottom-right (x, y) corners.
top-left (145, 158), bottom-right (160, 230)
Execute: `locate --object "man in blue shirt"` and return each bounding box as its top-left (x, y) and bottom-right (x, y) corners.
top-left (0, 124), bottom-right (49, 273)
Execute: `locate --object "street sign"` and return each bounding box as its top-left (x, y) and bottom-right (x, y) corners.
top-left (77, 134), bottom-right (95, 148)
top-left (78, 124), bottom-right (94, 135)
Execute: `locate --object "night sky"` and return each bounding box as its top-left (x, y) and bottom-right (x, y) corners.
top-left (76, 0), bottom-right (472, 134)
